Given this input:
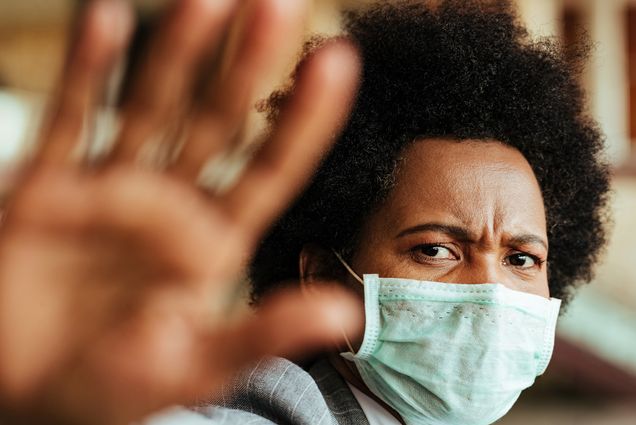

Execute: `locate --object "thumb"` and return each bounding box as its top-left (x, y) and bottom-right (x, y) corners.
top-left (198, 284), bottom-right (364, 391)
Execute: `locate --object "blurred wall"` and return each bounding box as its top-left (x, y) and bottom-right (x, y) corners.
top-left (0, 0), bottom-right (70, 92)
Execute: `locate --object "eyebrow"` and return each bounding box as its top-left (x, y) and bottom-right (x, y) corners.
top-left (396, 223), bottom-right (473, 241)
top-left (507, 235), bottom-right (548, 251)
top-left (396, 222), bottom-right (548, 250)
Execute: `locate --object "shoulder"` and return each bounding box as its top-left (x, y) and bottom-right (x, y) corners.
top-left (143, 406), bottom-right (275, 425)
top-left (197, 356), bottom-right (368, 425)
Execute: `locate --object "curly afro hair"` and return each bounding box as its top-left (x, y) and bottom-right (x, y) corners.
top-left (249, 0), bottom-right (611, 305)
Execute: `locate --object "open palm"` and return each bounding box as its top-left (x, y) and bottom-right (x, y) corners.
top-left (0, 1), bottom-right (361, 424)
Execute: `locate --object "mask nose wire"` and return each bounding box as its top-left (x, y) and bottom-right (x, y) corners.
top-left (331, 249), bottom-right (364, 354)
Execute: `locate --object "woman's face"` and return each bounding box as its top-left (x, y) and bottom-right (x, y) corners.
top-left (348, 138), bottom-right (549, 298)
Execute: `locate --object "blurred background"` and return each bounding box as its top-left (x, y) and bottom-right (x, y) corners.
top-left (1, 0), bottom-right (636, 423)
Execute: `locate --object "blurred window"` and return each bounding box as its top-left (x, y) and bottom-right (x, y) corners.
top-left (0, 91), bottom-right (29, 162)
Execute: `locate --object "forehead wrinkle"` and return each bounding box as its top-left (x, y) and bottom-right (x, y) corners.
top-left (378, 139), bottom-right (546, 244)
top-left (443, 166), bottom-right (499, 236)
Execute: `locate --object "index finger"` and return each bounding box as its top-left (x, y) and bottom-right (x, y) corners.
top-left (219, 41), bottom-right (361, 243)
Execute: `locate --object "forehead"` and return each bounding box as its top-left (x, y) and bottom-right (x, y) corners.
top-left (381, 139), bottom-right (546, 235)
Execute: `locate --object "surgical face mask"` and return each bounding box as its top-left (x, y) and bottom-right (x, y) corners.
top-left (333, 252), bottom-right (561, 425)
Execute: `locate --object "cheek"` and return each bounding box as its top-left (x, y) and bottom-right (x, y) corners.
top-left (522, 282), bottom-right (550, 299)
top-left (540, 270), bottom-right (551, 298)
top-left (509, 267), bottom-right (549, 298)
top-left (349, 237), bottom-right (426, 281)
top-left (350, 242), bottom-right (391, 276)
top-left (349, 218), bottom-right (399, 277)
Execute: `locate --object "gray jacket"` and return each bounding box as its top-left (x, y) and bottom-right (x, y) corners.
top-left (180, 357), bottom-right (369, 425)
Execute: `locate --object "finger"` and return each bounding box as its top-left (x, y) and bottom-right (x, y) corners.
top-left (111, 0), bottom-right (236, 163)
top-left (188, 285), bottom-right (364, 402)
top-left (220, 41), bottom-right (361, 241)
top-left (171, 0), bottom-right (309, 181)
top-left (69, 285), bottom-right (361, 424)
top-left (37, 0), bottom-right (133, 166)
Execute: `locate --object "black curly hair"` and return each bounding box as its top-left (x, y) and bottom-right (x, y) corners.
top-left (249, 0), bottom-right (611, 305)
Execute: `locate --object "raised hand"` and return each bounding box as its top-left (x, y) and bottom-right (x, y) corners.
top-left (0, 1), bottom-right (361, 424)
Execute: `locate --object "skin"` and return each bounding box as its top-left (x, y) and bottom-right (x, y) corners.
top-left (301, 138), bottom-right (549, 423)
top-left (0, 0), bottom-right (363, 424)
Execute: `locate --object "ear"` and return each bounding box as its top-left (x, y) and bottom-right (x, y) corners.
top-left (300, 245), bottom-right (365, 353)
top-left (299, 244), bottom-right (340, 288)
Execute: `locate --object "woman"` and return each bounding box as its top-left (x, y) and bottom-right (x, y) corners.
top-left (0, 0), bottom-right (609, 424)
top-left (190, 1), bottom-right (610, 424)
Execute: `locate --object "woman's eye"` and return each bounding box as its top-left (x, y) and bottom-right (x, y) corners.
top-left (505, 253), bottom-right (540, 269)
top-left (414, 245), bottom-right (456, 260)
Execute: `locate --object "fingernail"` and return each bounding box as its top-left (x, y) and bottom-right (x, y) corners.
top-left (313, 289), bottom-right (364, 339)
top-left (90, 0), bottom-right (135, 49)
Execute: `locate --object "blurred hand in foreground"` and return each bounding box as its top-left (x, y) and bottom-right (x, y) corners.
top-left (0, 0), bottom-right (361, 424)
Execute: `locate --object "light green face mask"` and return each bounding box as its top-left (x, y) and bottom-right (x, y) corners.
top-left (334, 254), bottom-right (561, 425)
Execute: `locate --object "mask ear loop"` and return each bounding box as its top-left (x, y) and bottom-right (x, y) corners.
top-left (331, 249), bottom-right (364, 354)
top-left (331, 250), bottom-right (364, 284)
